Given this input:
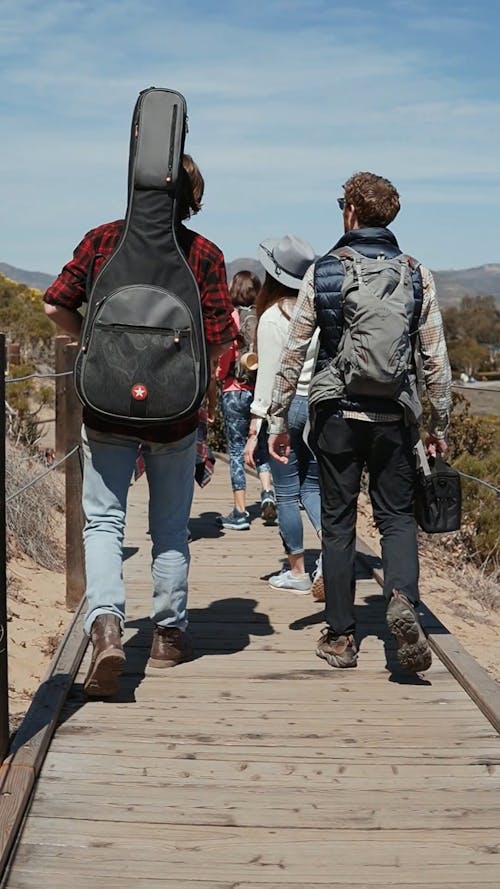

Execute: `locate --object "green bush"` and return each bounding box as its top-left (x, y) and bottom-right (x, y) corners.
top-left (453, 451), bottom-right (500, 572)
top-left (0, 274), bottom-right (54, 363)
top-left (421, 389), bottom-right (500, 573)
top-left (5, 363), bottom-right (54, 452)
top-left (421, 390), bottom-right (495, 461)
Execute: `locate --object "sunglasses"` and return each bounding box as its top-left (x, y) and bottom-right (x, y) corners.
top-left (337, 197), bottom-right (346, 211)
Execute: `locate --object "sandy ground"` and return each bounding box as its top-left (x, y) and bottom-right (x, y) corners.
top-left (6, 491), bottom-right (499, 731)
top-left (7, 529), bottom-right (69, 728)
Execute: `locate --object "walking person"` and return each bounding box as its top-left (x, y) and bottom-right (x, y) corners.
top-left (44, 152), bottom-right (237, 696)
top-left (267, 173), bottom-right (452, 671)
top-left (245, 236), bottom-right (324, 598)
top-left (216, 270), bottom-right (276, 530)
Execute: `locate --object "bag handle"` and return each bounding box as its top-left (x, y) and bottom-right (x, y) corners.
top-left (414, 439), bottom-right (432, 478)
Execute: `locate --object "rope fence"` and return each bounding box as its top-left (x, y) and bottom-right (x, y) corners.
top-left (456, 470), bottom-right (500, 497)
top-left (4, 370), bottom-right (72, 385)
top-left (5, 445), bottom-right (80, 503)
top-left (451, 382), bottom-right (500, 394)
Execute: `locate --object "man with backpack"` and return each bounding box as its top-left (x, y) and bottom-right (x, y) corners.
top-left (44, 151), bottom-right (237, 696)
top-left (268, 171), bottom-right (452, 673)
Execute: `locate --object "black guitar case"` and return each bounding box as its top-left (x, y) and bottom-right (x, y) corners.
top-left (74, 87), bottom-right (209, 426)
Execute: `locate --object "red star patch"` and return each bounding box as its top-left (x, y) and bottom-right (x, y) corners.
top-left (131, 383), bottom-right (148, 400)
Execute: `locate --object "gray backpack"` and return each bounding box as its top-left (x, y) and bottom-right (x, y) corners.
top-left (333, 247), bottom-right (419, 399)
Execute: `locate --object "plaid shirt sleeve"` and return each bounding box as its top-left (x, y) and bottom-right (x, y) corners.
top-left (268, 264), bottom-right (317, 434)
top-left (189, 236), bottom-right (238, 346)
top-left (418, 266), bottom-right (452, 439)
top-left (43, 221), bottom-right (122, 310)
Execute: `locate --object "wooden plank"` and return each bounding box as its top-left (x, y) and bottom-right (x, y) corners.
top-left (0, 598), bottom-right (87, 875)
top-left (7, 878), bottom-right (500, 889)
top-left (62, 676), bottom-right (478, 703)
top-left (7, 822), bottom-right (500, 884)
top-left (37, 739), bottom-right (500, 765)
top-left (41, 751), bottom-right (498, 782)
top-left (50, 714), bottom-right (496, 741)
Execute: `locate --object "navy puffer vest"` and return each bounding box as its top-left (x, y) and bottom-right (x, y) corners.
top-left (313, 227), bottom-right (423, 416)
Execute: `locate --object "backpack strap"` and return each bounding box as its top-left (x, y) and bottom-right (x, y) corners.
top-left (406, 256), bottom-right (424, 340)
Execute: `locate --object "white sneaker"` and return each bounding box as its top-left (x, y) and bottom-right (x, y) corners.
top-left (268, 569), bottom-right (311, 594)
top-left (311, 555), bottom-right (324, 602)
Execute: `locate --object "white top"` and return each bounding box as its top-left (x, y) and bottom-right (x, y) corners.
top-left (250, 299), bottom-right (318, 420)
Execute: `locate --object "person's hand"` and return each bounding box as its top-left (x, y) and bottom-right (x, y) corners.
top-left (425, 434), bottom-right (447, 458)
top-left (268, 432), bottom-right (290, 464)
top-left (206, 401), bottom-right (216, 425)
top-left (244, 435), bottom-right (258, 469)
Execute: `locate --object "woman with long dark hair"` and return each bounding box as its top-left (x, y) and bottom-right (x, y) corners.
top-left (245, 236), bottom-right (323, 597)
top-left (216, 270), bottom-right (276, 529)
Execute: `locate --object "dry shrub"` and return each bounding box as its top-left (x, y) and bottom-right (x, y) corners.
top-left (5, 440), bottom-right (65, 570)
top-left (41, 633), bottom-right (63, 657)
top-left (419, 530), bottom-right (500, 613)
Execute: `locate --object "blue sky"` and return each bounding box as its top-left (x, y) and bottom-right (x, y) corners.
top-left (1, 0), bottom-right (500, 276)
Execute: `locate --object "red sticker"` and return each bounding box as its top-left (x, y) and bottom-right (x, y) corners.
top-left (131, 383), bottom-right (148, 400)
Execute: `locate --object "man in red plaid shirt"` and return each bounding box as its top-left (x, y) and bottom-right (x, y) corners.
top-left (44, 155), bottom-right (236, 696)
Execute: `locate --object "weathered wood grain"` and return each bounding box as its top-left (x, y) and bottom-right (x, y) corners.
top-left (3, 460), bottom-right (500, 887)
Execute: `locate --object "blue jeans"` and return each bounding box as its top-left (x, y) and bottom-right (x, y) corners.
top-left (271, 395), bottom-right (321, 554)
top-left (81, 425), bottom-right (196, 636)
top-left (221, 389), bottom-right (271, 491)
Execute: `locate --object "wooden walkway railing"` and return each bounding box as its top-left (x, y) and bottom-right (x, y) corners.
top-left (1, 457), bottom-right (500, 887)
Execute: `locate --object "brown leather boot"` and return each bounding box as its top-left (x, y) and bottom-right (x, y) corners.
top-left (147, 626), bottom-right (193, 670)
top-left (83, 614), bottom-right (125, 697)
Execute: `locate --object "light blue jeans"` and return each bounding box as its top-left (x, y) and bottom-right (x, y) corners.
top-left (81, 425), bottom-right (196, 636)
top-left (270, 395), bottom-right (321, 555)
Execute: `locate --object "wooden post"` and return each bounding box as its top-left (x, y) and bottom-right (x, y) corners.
top-left (63, 342), bottom-right (85, 611)
top-left (6, 342), bottom-right (20, 371)
top-left (55, 335), bottom-right (71, 463)
top-left (0, 335), bottom-right (9, 760)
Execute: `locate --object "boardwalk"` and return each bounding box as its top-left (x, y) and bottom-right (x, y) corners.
top-left (4, 458), bottom-right (500, 887)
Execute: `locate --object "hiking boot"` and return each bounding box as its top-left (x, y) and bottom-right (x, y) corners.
top-left (386, 590), bottom-right (432, 673)
top-left (260, 489), bottom-right (277, 523)
top-left (316, 628), bottom-right (358, 668)
top-left (311, 554), bottom-right (324, 602)
top-left (215, 508), bottom-right (250, 530)
top-left (268, 568), bottom-right (311, 594)
top-left (83, 614), bottom-right (125, 697)
top-left (147, 626), bottom-right (193, 669)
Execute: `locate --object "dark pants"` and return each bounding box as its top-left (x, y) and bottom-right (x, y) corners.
top-left (311, 408), bottom-right (419, 637)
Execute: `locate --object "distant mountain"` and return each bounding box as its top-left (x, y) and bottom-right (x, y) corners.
top-left (432, 265), bottom-right (500, 306)
top-left (226, 257), bottom-right (264, 284)
top-left (0, 263), bottom-right (55, 292)
top-left (2, 259), bottom-right (500, 307)
top-left (226, 259), bottom-right (500, 307)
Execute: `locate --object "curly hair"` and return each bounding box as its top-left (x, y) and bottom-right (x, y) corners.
top-left (343, 172), bottom-right (400, 227)
top-left (229, 270), bottom-right (262, 308)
